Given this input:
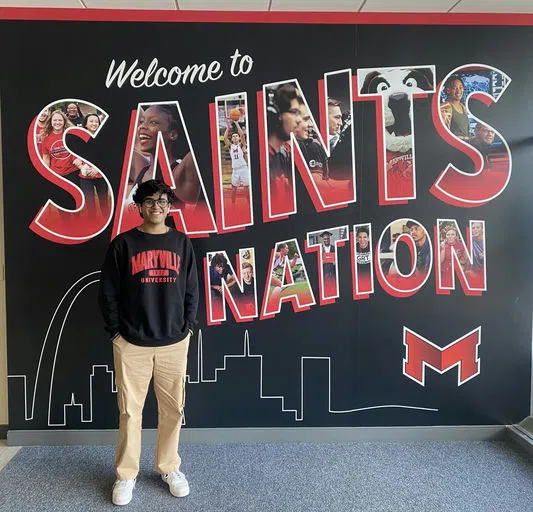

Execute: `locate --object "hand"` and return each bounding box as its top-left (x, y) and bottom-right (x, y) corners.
top-left (73, 158), bottom-right (83, 167)
top-left (173, 152), bottom-right (200, 204)
top-left (439, 104), bottom-right (452, 128)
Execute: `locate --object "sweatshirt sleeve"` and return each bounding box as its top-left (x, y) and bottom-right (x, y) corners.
top-left (98, 239), bottom-right (122, 339)
top-left (184, 237), bottom-right (199, 332)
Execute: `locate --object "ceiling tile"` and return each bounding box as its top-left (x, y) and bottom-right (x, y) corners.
top-left (270, 0), bottom-right (365, 11)
top-left (178, 0), bottom-right (269, 10)
top-left (0, 0), bottom-right (81, 6)
top-left (83, 0), bottom-right (176, 8)
top-left (452, 0), bottom-right (533, 13)
top-left (2, 0), bottom-right (533, 13)
top-left (361, 0), bottom-right (456, 12)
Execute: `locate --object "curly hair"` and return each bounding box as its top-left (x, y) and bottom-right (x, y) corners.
top-left (444, 75), bottom-right (465, 90)
top-left (211, 253), bottom-right (227, 269)
top-left (132, 179), bottom-right (177, 205)
top-left (40, 110), bottom-right (73, 139)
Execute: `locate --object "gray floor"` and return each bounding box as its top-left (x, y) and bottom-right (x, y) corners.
top-left (0, 441), bottom-right (19, 472)
top-left (0, 441), bottom-right (532, 511)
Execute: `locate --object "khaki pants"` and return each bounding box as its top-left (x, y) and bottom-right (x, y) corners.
top-left (112, 334), bottom-right (189, 480)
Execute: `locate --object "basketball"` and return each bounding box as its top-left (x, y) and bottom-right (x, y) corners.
top-left (229, 108), bottom-right (241, 121)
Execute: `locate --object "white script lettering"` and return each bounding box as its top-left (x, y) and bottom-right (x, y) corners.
top-left (105, 57), bottom-right (224, 89)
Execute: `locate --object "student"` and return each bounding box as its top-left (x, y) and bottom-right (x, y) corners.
top-left (77, 113), bottom-right (110, 218)
top-left (440, 227), bottom-right (468, 286)
top-left (295, 101), bottom-right (328, 180)
top-left (326, 97), bottom-right (353, 185)
top-left (327, 98), bottom-right (343, 150)
top-left (271, 243), bottom-right (299, 289)
top-left (83, 113), bottom-right (101, 134)
top-left (210, 252), bottom-right (236, 296)
top-left (268, 243), bottom-right (298, 303)
top-left (241, 262), bottom-right (255, 297)
top-left (440, 76), bottom-right (470, 139)
top-left (320, 231), bottom-right (336, 280)
top-left (469, 122), bottom-right (496, 167)
top-left (35, 107), bottom-right (51, 155)
top-left (406, 220), bottom-right (431, 272)
top-left (40, 109), bottom-right (81, 186)
top-left (65, 102), bottom-right (84, 126)
top-left (99, 179), bottom-right (198, 506)
top-left (355, 227), bottom-right (372, 274)
top-left (239, 261), bottom-right (256, 314)
top-left (266, 84), bottom-right (302, 205)
top-left (129, 103), bottom-right (200, 206)
top-left (471, 222), bottom-right (485, 270)
top-left (224, 117), bottom-right (250, 207)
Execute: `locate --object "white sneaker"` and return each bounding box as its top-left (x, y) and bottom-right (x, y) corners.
top-left (112, 478), bottom-right (136, 506)
top-left (161, 470), bottom-right (190, 497)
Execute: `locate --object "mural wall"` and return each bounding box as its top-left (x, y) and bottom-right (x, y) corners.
top-left (1, 10), bottom-right (532, 431)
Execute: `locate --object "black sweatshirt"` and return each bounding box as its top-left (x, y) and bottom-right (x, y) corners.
top-left (98, 227), bottom-right (199, 347)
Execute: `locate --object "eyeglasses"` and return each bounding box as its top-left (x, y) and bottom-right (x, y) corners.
top-left (142, 198), bottom-right (170, 208)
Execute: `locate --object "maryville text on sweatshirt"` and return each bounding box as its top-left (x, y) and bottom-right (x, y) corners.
top-left (98, 227), bottom-right (199, 347)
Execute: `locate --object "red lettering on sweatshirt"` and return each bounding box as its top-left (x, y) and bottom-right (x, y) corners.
top-left (131, 250), bottom-right (181, 275)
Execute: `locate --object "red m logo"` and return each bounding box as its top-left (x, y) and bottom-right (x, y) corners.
top-left (403, 327), bottom-right (480, 386)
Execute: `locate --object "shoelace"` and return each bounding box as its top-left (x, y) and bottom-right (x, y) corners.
top-left (115, 479), bottom-right (135, 489)
top-left (166, 471), bottom-right (184, 483)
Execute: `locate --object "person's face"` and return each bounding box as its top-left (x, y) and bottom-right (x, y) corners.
top-left (446, 229), bottom-right (457, 243)
top-left (322, 234), bottom-right (331, 246)
top-left (357, 232), bottom-right (369, 248)
top-left (85, 115), bottom-right (100, 134)
top-left (446, 80), bottom-right (464, 102)
top-left (294, 104), bottom-right (311, 140)
top-left (139, 192), bottom-right (170, 225)
top-left (280, 98), bottom-right (302, 139)
top-left (214, 263), bottom-right (224, 275)
top-left (476, 126), bottom-right (495, 145)
top-left (231, 133), bottom-right (241, 144)
top-left (51, 113), bottom-right (65, 133)
top-left (280, 245), bottom-right (289, 257)
top-left (38, 108), bottom-right (50, 123)
top-left (138, 106), bottom-right (177, 154)
top-left (242, 267), bottom-right (253, 284)
top-left (409, 225), bottom-right (426, 245)
top-left (66, 104), bottom-right (79, 119)
top-left (328, 105), bottom-right (342, 135)
top-left (472, 223), bottom-right (483, 239)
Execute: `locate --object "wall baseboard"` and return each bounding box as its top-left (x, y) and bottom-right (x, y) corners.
top-left (506, 416), bottom-right (533, 459)
top-left (7, 425), bottom-right (506, 446)
top-left (0, 424), bottom-right (7, 440)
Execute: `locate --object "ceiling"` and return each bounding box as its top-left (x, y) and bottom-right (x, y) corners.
top-left (0, 0), bottom-right (532, 13)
